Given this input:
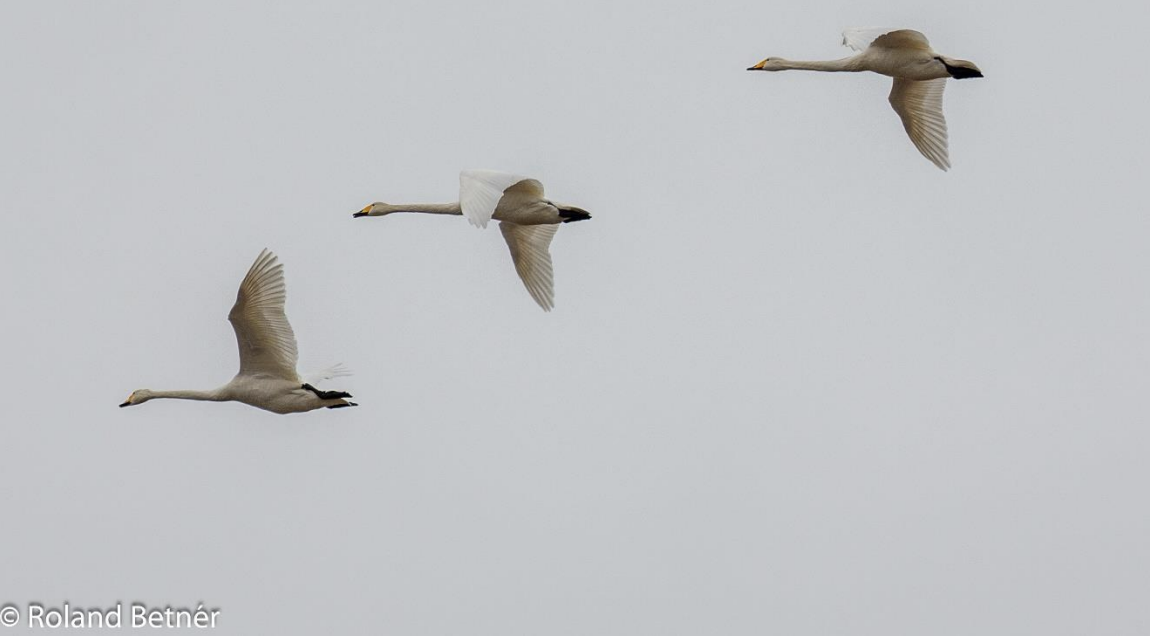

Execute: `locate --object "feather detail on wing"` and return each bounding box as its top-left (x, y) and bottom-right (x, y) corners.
top-left (303, 363), bottom-right (352, 386)
top-left (843, 27), bottom-right (896, 51)
top-left (459, 170), bottom-right (543, 229)
top-left (889, 78), bottom-right (950, 170)
top-left (499, 222), bottom-right (559, 312)
top-left (228, 249), bottom-right (300, 380)
top-left (843, 27), bottom-right (931, 52)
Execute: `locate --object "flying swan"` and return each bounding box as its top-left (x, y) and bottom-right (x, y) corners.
top-left (747, 28), bottom-right (983, 170)
top-left (355, 170), bottom-right (591, 311)
top-left (120, 249), bottom-right (356, 413)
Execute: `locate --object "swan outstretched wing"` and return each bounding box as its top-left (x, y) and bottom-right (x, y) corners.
top-left (303, 363), bottom-right (352, 386)
top-left (459, 170), bottom-right (544, 229)
top-left (228, 249), bottom-right (300, 380)
top-left (843, 28), bottom-right (931, 52)
top-left (889, 78), bottom-right (950, 171)
top-left (499, 222), bottom-right (559, 312)
top-left (843, 27), bottom-right (896, 51)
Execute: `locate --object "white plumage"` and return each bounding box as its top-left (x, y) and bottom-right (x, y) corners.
top-left (842, 27), bottom-right (901, 52)
top-left (890, 77), bottom-right (950, 170)
top-left (120, 250), bottom-right (356, 414)
top-left (748, 28), bottom-right (983, 170)
top-left (356, 170), bottom-right (590, 312)
top-left (500, 222), bottom-right (559, 312)
top-left (459, 169), bottom-right (534, 228)
top-left (228, 249), bottom-right (299, 380)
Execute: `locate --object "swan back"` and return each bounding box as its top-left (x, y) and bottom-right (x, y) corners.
top-left (228, 249), bottom-right (300, 380)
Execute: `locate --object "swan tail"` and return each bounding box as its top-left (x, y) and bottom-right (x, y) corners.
top-left (558, 206), bottom-right (592, 223)
top-left (937, 56), bottom-right (983, 79)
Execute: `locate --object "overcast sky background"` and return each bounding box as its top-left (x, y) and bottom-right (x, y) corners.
top-left (2, 0), bottom-right (1149, 634)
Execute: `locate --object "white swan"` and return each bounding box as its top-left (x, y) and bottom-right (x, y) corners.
top-left (747, 28), bottom-right (983, 170)
top-left (355, 170), bottom-right (591, 311)
top-left (120, 249), bottom-right (356, 414)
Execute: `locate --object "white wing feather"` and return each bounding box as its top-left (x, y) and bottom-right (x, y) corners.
top-left (459, 170), bottom-right (535, 229)
top-left (842, 27), bottom-right (898, 51)
top-left (499, 222), bottom-right (559, 312)
top-left (889, 78), bottom-right (950, 171)
top-left (228, 249), bottom-right (300, 380)
top-left (303, 363), bottom-right (352, 386)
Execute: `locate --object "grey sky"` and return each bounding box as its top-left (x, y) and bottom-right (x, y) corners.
top-left (2, 0), bottom-right (1148, 634)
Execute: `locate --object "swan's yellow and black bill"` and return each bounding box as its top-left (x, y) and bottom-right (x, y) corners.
top-left (119, 399), bottom-right (131, 407)
top-left (353, 204), bottom-right (371, 218)
top-left (747, 60), bottom-right (767, 71)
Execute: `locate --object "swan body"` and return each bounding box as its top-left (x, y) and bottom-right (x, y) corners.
top-left (748, 28), bottom-right (983, 170)
top-left (120, 249), bottom-right (356, 414)
top-left (355, 170), bottom-right (590, 311)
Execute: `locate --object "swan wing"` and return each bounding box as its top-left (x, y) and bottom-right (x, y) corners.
top-left (843, 27), bottom-right (897, 51)
top-left (843, 28), bottom-right (931, 52)
top-left (889, 78), bottom-right (950, 171)
top-left (459, 170), bottom-right (543, 229)
top-left (303, 363), bottom-right (352, 386)
top-left (228, 249), bottom-right (300, 380)
top-left (499, 222), bottom-right (559, 312)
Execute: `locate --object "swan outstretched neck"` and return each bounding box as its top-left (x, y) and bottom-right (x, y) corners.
top-left (354, 202), bottom-right (462, 217)
top-left (119, 389), bottom-right (225, 407)
top-left (121, 249), bottom-right (356, 414)
top-left (747, 57), bottom-right (861, 72)
top-left (747, 28), bottom-right (983, 170)
top-left (355, 170), bottom-right (591, 311)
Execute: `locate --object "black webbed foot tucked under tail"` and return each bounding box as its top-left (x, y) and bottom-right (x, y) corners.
top-left (558, 206), bottom-right (592, 223)
top-left (326, 401), bottom-right (358, 409)
top-left (302, 383), bottom-right (354, 400)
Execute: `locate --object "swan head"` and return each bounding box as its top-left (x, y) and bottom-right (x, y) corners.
top-left (119, 390), bottom-right (154, 407)
top-left (353, 202), bottom-right (393, 218)
top-left (746, 57), bottom-right (788, 71)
